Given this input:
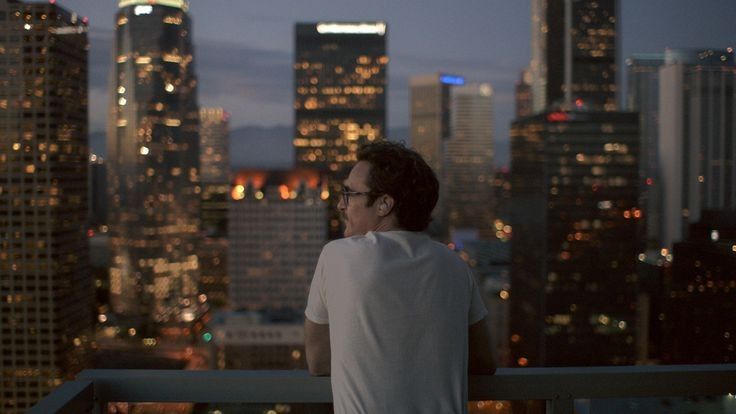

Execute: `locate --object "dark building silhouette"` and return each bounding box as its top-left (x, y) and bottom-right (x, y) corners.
top-left (625, 53), bottom-right (665, 251)
top-left (0, 1), bottom-right (92, 412)
top-left (509, 110), bottom-right (641, 366)
top-left (89, 154), bottom-right (107, 226)
top-left (531, 0), bottom-right (618, 112)
top-left (661, 210), bottom-right (736, 364)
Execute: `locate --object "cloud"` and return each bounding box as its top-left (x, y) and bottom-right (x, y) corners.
top-left (86, 29), bottom-right (294, 131)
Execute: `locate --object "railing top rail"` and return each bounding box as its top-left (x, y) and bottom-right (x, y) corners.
top-left (70, 364), bottom-right (736, 403)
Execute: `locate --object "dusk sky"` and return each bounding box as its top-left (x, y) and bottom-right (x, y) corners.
top-left (61, 0), bottom-right (734, 166)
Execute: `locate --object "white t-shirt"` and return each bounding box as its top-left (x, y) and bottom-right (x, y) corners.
top-left (305, 230), bottom-right (488, 414)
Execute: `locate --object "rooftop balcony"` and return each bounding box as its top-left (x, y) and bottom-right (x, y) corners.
top-left (30, 364), bottom-right (736, 413)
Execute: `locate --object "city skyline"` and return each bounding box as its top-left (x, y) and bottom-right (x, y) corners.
top-left (59, 0), bottom-right (734, 167)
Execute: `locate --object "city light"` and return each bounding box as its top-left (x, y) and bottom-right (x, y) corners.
top-left (439, 74), bottom-right (465, 85)
top-left (133, 5), bottom-right (152, 16)
top-left (316, 22), bottom-right (386, 36)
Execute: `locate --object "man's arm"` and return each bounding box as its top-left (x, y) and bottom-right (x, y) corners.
top-left (468, 316), bottom-right (496, 375)
top-left (304, 318), bottom-right (331, 376)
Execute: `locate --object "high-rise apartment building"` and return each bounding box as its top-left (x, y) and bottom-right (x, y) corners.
top-left (228, 169), bottom-right (327, 312)
top-left (659, 48), bottom-right (736, 248)
top-left (509, 110), bottom-right (641, 366)
top-left (409, 73), bottom-right (464, 239)
top-left (530, 0), bottom-right (618, 112)
top-left (107, 0), bottom-right (201, 338)
top-left (199, 107), bottom-right (230, 308)
top-left (0, 1), bottom-right (92, 412)
top-left (445, 83), bottom-right (495, 241)
top-left (410, 74), bottom-right (464, 175)
top-left (294, 22), bottom-right (387, 237)
top-left (626, 53), bottom-right (665, 250)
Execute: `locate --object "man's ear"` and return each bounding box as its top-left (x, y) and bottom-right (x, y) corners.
top-left (377, 195), bottom-right (395, 217)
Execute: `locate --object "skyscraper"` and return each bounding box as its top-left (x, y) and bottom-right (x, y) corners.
top-left (658, 48), bottom-right (736, 248)
top-left (199, 107), bottom-right (230, 308)
top-left (410, 73), bottom-right (464, 239)
top-left (530, 0), bottom-right (618, 112)
top-left (199, 107), bottom-right (229, 238)
top-left (0, 1), bottom-right (92, 411)
top-left (626, 53), bottom-right (665, 250)
top-left (107, 0), bottom-right (201, 338)
top-left (515, 68), bottom-right (533, 118)
top-left (510, 110), bottom-right (641, 366)
top-left (294, 22), bottom-right (387, 237)
top-left (445, 83), bottom-right (495, 242)
top-left (228, 169), bottom-right (327, 312)
top-left (410, 74), bottom-right (464, 175)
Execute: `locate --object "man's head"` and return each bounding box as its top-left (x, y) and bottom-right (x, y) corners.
top-left (338, 141), bottom-right (439, 237)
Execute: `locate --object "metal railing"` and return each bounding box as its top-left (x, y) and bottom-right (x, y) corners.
top-left (30, 364), bottom-right (736, 414)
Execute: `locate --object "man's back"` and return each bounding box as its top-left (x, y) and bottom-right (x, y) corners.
top-left (305, 230), bottom-right (487, 413)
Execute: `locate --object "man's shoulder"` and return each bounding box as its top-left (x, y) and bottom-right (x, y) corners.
top-left (322, 233), bottom-right (380, 254)
top-left (323, 231), bottom-right (463, 262)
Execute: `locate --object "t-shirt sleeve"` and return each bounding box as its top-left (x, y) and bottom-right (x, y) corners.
top-left (305, 246), bottom-right (329, 324)
top-left (467, 267), bottom-right (488, 325)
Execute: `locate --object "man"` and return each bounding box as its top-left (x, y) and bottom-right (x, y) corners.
top-left (305, 141), bottom-right (495, 413)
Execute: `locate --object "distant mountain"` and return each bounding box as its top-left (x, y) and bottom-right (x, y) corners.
top-left (231, 125), bottom-right (411, 170)
top-left (87, 124), bottom-right (509, 169)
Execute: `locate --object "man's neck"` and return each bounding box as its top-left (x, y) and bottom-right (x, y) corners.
top-left (372, 216), bottom-right (403, 233)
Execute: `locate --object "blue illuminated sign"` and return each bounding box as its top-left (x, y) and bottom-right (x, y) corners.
top-left (439, 74), bottom-right (465, 85)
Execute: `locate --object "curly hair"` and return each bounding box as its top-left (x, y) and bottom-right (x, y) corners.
top-left (356, 141), bottom-right (439, 232)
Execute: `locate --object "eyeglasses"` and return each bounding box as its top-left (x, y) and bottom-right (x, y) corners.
top-left (340, 186), bottom-right (372, 207)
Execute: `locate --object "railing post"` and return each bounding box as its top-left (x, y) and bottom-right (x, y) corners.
top-left (546, 394), bottom-right (573, 414)
top-left (92, 398), bottom-right (105, 414)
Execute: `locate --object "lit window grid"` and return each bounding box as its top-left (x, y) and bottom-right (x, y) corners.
top-left (0, 2), bottom-right (92, 413)
top-left (509, 111), bottom-right (642, 366)
top-left (228, 188), bottom-right (327, 311)
top-left (107, 4), bottom-right (202, 327)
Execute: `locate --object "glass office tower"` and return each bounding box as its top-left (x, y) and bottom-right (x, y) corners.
top-left (294, 22), bottom-right (387, 237)
top-left (510, 110), bottom-right (641, 367)
top-left (107, 0), bottom-right (201, 338)
top-left (531, 0), bottom-right (618, 112)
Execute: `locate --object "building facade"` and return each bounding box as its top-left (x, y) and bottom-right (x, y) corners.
top-left (0, 1), bottom-right (92, 411)
top-left (294, 22), bottom-right (387, 238)
top-left (661, 211), bottom-right (736, 364)
top-left (409, 73), bottom-right (464, 240)
top-left (531, 0), bottom-right (618, 112)
top-left (446, 83), bottom-right (495, 242)
top-left (199, 108), bottom-right (229, 308)
top-left (658, 48), bottom-right (736, 248)
top-left (626, 53), bottom-right (665, 250)
top-left (106, 0), bottom-right (201, 338)
top-left (210, 311), bottom-right (305, 370)
top-left (509, 110), bottom-right (641, 366)
top-left (228, 169), bottom-right (327, 312)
